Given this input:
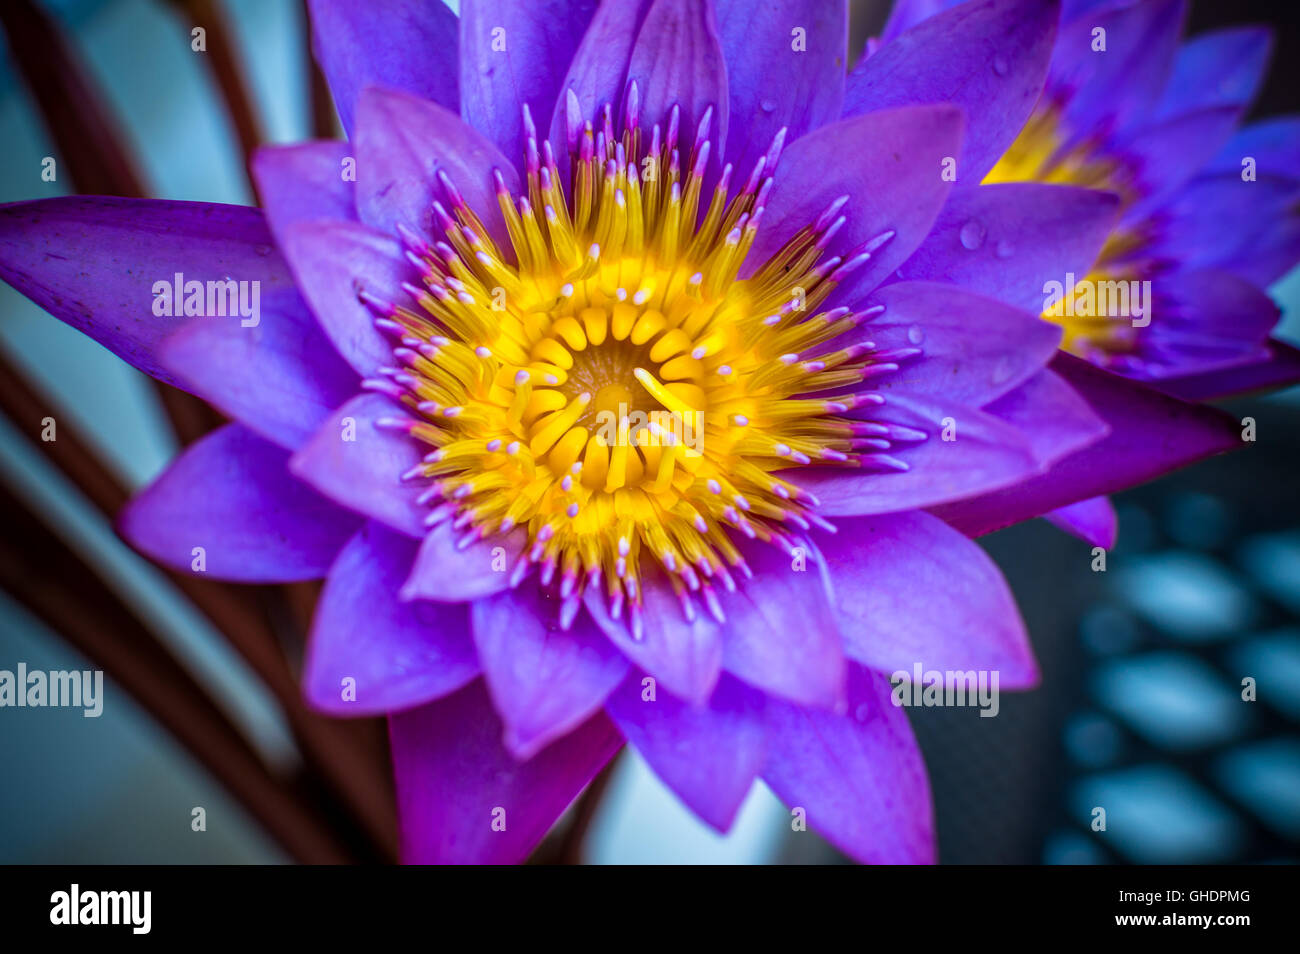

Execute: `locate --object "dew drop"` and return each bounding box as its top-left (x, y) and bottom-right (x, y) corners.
top-left (906, 324), bottom-right (925, 345)
top-left (959, 219), bottom-right (987, 250)
top-left (995, 239), bottom-right (1014, 259)
top-left (992, 55), bottom-right (1009, 76)
top-left (992, 355), bottom-right (1013, 385)
top-left (760, 99), bottom-right (777, 114)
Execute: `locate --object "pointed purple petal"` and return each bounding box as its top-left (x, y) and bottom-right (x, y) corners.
top-left (459, 0), bottom-right (598, 168)
top-left (389, 680), bottom-right (623, 863)
top-left (748, 105), bottom-right (964, 295)
top-left (158, 290), bottom-right (357, 452)
top-left (584, 569), bottom-right (723, 704)
top-left (279, 219), bottom-right (417, 377)
top-left (119, 424), bottom-right (360, 582)
top-left (1118, 106), bottom-right (1244, 225)
top-left (1154, 26), bottom-right (1272, 119)
top-left (1044, 495), bottom-right (1117, 549)
top-left (546, 0), bottom-right (655, 153)
top-left (982, 368), bottom-right (1110, 469)
top-left (0, 197), bottom-right (294, 389)
top-left (849, 281), bottom-right (1062, 406)
top-left (307, 0), bottom-right (459, 139)
top-left (819, 511), bottom-right (1038, 687)
top-left (1212, 212), bottom-right (1300, 290)
top-left (1146, 174), bottom-right (1300, 278)
top-left (605, 671), bottom-right (766, 831)
top-left (401, 522), bottom-right (525, 603)
top-left (1137, 267), bottom-right (1280, 379)
top-left (789, 391), bottom-right (1042, 516)
top-left (716, 0), bottom-right (846, 175)
top-left (932, 353), bottom-right (1244, 535)
top-left (1206, 115), bottom-right (1300, 183)
top-left (472, 586), bottom-right (627, 759)
top-left (892, 183), bottom-right (1121, 313)
top-left (795, 366), bottom-right (1108, 518)
top-left (305, 523), bottom-right (478, 715)
top-left (354, 86), bottom-right (519, 247)
top-left (289, 392), bottom-right (427, 537)
top-left (1155, 338), bottom-right (1300, 402)
top-left (625, 0), bottom-right (729, 155)
top-left (845, 0), bottom-right (1060, 182)
top-left (718, 539), bottom-right (845, 708)
top-left (763, 665), bottom-right (935, 864)
top-left (251, 140), bottom-right (357, 247)
top-left (1050, 0), bottom-right (1187, 141)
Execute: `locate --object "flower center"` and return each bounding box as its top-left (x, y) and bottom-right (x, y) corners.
top-left (361, 88), bottom-right (902, 626)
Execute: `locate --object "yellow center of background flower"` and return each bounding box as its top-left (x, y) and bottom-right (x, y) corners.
top-left (985, 103), bottom-right (1153, 359)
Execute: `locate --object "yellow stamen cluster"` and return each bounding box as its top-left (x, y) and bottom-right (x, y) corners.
top-left (363, 94), bottom-right (898, 624)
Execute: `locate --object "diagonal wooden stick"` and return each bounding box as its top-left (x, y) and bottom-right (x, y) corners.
top-left (165, 0), bottom-right (265, 183)
top-left (0, 355), bottom-right (398, 860)
top-left (0, 479), bottom-right (356, 863)
top-left (0, 0), bottom-right (398, 861)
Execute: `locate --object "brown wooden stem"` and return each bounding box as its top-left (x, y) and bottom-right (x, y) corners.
top-left (0, 479), bottom-right (355, 863)
top-left (0, 354), bottom-right (398, 860)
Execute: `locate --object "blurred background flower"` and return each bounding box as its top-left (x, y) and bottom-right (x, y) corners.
top-left (0, 0), bottom-right (1297, 864)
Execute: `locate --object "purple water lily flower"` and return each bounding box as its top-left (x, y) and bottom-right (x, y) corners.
top-left (881, 0), bottom-right (1300, 398)
top-left (0, 0), bottom-right (1245, 863)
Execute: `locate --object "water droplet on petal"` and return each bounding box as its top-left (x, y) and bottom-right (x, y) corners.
top-left (995, 239), bottom-right (1014, 259)
top-left (992, 55), bottom-right (1009, 76)
top-left (760, 99), bottom-right (776, 114)
top-left (959, 219), bottom-right (987, 250)
top-left (907, 324), bottom-right (925, 345)
top-left (992, 355), bottom-right (1013, 385)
